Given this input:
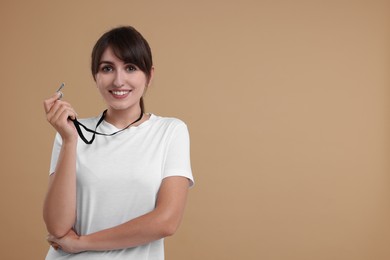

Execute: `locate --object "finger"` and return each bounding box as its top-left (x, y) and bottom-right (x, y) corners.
top-left (46, 100), bottom-right (74, 123)
top-left (46, 99), bottom-right (71, 119)
top-left (52, 244), bottom-right (61, 250)
top-left (43, 92), bottom-right (62, 113)
top-left (68, 108), bottom-right (78, 120)
top-left (49, 239), bottom-right (61, 251)
top-left (47, 234), bottom-right (56, 243)
top-left (49, 100), bottom-right (74, 114)
top-left (48, 104), bottom-right (70, 125)
top-left (54, 105), bottom-right (78, 125)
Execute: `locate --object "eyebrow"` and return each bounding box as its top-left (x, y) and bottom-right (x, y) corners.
top-left (98, 60), bottom-right (136, 66)
top-left (98, 61), bottom-right (114, 66)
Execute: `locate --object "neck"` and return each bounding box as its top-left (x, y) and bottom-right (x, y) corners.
top-left (105, 106), bottom-right (143, 129)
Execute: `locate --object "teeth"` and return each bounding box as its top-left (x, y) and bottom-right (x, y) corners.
top-left (112, 91), bottom-right (129, 96)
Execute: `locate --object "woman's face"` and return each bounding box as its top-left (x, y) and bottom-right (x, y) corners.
top-left (95, 46), bottom-right (153, 114)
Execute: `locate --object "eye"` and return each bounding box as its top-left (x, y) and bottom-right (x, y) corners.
top-left (125, 64), bottom-right (137, 72)
top-left (100, 65), bottom-right (113, 73)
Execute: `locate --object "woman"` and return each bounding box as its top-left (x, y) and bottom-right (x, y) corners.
top-left (43, 26), bottom-right (194, 260)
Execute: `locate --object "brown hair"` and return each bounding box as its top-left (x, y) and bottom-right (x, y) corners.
top-left (91, 26), bottom-right (153, 111)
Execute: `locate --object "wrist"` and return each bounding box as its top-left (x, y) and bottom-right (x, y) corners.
top-left (62, 136), bottom-right (78, 146)
top-left (79, 235), bottom-right (92, 252)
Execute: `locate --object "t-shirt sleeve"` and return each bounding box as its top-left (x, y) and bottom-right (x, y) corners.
top-left (163, 122), bottom-right (194, 187)
top-left (49, 133), bottom-right (63, 175)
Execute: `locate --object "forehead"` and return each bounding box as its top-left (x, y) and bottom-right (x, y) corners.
top-left (99, 47), bottom-right (125, 64)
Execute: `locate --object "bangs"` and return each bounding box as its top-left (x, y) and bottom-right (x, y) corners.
top-left (110, 40), bottom-right (145, 69)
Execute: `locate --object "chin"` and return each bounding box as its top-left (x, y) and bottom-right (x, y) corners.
top-left (109, 103), bottom-right (139, 112)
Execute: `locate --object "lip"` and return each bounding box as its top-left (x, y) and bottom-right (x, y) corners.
top-left (109, 89), bottom-right (132, 99)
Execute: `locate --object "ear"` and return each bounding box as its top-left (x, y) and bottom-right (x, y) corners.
top-left (94, 74), bottom-right (99, 88)
top-left (146, 66), bottom-right (155, 87)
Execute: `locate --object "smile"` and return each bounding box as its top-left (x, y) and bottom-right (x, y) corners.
top-left (111, 90), bottom-right (130, 95)
top-left (110, 90), bottom-right (131, 98)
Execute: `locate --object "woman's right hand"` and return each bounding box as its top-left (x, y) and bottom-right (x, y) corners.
top-left (43, 92), bottom-right (78, 142)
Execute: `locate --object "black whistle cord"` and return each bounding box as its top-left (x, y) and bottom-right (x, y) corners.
top-left (70, 108), bottom-right (144, 145)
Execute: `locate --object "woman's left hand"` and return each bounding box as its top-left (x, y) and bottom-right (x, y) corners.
top-left (47, 229), bottom-right (84, 254)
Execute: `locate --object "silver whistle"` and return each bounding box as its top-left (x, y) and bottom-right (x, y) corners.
top-left (56, 83), bottom-right (65, 99)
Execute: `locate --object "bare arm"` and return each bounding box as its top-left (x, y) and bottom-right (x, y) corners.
top-left (43, 93), bottom-right (78, 238)
top-left (48, 176), bottom-right (190, 253)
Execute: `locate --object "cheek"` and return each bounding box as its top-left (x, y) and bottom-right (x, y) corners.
top-left (95, 76), bottom-right (107, 89)
top-left (96, 71), bottom-right (112, 81)
top-left (135, 74), bottom-right (149, 88)
top-left (95, 75), bottom-right (101, 87)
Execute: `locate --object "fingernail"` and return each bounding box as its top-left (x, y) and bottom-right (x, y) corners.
top-left (57, 91), bottom-right (63, 100)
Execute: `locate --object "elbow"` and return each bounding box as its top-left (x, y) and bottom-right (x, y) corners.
top-left (46, 226), bottom-right (70, 239)
top-left (43, 208), bottom-right (75, 238)
top-left (161, 224), bottom-right (177, 237)
top-left (43, 214), bottom-right (72, 238)
top-left (158, 216), bottom-right (182, 237)
top-left (44, 220), bottom-right (71, 238)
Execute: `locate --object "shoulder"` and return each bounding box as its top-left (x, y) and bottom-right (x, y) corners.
top-left (148, 114), bottom-right (190, 135)
top-left (151, 114), bottom-right (187, 128)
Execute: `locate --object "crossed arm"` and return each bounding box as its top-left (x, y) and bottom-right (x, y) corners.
top-left (45, 165), bottom-right (190, 253)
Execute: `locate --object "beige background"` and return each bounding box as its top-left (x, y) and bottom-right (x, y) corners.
top-left (0, 0), bottom-right (389, 259)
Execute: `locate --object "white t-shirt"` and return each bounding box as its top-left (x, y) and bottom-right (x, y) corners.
top-left (45, 113), bottom-right (194, 260)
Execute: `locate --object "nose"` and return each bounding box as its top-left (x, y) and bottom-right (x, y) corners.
top-left (113, 69), bottom-right (125, 88)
